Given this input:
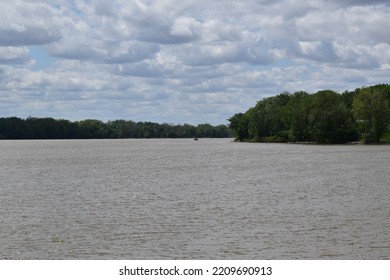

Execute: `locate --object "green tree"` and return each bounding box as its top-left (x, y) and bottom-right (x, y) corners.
top-left (308, 90), bottom-right (357, 144)
top-left (0, 117), bottom-right (27, 139)
top-left (246, 93), bottom-right (291, 142)
top-left (77, 119), bottom-right (108, 138)
top-left (286, 91), bottom-right (311, 142)
top-left (353, 87), bottom-right (389, 143)
top-left (228, 112), bottom-right (251, 141)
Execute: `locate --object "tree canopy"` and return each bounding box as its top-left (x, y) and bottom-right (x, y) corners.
top-left (0, 118), bottom-right (232, 139)
top-left (228, 84), bottom-right (390, 144)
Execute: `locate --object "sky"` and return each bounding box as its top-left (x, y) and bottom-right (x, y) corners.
top-left (0, 0), bottom-right (389, 125)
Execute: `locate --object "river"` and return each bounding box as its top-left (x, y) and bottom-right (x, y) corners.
top-left (1, 139), bottom-right (389, 259)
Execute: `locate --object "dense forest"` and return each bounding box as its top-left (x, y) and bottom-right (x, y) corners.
top-left (0, 118), bottom-right (232, 139)
top-left (228, 84), bottom-right (390, 144)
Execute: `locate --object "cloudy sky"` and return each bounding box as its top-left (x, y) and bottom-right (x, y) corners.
top-left (0, 0), bottom-right (389, 124)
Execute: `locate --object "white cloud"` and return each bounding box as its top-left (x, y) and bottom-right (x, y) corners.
top-left (0, 47), bottom-right (31, 64)
top-left (0, 1), bottom-right (62, 46)
top-left (0, 0), bottom-right (389, 124)
top-left (170, 16), bottom-right (202, 40)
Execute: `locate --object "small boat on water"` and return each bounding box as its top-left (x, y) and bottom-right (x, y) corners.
top-left (193, 138), bottom-right (198, 141)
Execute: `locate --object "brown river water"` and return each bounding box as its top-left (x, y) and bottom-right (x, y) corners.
top-left (1, 139), bottom-right (389, 259)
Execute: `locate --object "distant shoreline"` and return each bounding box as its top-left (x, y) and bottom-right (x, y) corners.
top-left (0, 117), bottom-right (233, 140)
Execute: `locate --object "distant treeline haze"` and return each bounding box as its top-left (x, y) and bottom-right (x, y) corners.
top-left (0, 118), bottom-right (232, 139)
top-left (228, 84), bottom-right (390, 144)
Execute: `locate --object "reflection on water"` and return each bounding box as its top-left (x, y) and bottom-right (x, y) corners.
top-left (1, 139), bottom-right (389, 259)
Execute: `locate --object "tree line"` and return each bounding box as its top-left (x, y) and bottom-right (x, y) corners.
top-left (228, 84), bottom-right (390, 144)
top-left (0, 118), bottom-right (232, 139)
